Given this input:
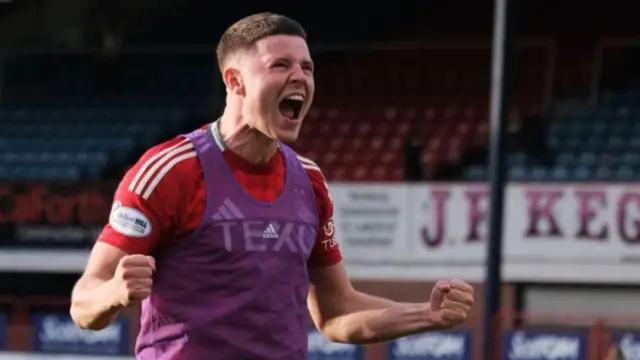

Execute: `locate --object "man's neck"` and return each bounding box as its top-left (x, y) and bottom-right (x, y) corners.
top-left (217, 114), bottom-right (278, 165)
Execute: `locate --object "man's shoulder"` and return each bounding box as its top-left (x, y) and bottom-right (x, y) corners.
top-left (294, 153), bottom-right (329, 192)
top-left (144, 135), bottom-right (195, 155)
top-left (121, 136), bottom-right (202, 201)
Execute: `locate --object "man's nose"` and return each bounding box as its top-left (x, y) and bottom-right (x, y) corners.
top-left (288, 65), bottom-right (306, 82)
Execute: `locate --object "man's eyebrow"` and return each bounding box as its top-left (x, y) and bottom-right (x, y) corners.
top-left (269, 57), bottom-right (314, 69)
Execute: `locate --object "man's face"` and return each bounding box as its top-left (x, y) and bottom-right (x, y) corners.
top-left (231, 35), bottom-right (315, 143)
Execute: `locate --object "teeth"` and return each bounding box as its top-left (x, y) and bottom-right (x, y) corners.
top-left (285, 94), bottom-right (305, 101)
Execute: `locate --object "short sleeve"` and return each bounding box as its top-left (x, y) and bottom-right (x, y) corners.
top-left (98, 137), bottom-right (197, 254)
top-left (297, 155), bottom-right (342, 267)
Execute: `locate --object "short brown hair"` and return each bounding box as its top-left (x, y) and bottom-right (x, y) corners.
top-left (216, 12), bottom-right (307, 72)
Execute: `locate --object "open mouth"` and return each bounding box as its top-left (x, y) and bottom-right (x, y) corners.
top-left (279, 94), bottom-right (305, 120)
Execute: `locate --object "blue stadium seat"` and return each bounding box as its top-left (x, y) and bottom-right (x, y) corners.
top-left (616, 166), bottom-right (635, 180)
top-left (464, 165), bottom-right (487, 181)
top-left (530, 167), bottom-right (547, 181)
top-left (508, 166), bottom-right (527, 181)
top-left (573, 166), bottom-right (593, 180)
top-left (550, 166), bottom-right (570, 181)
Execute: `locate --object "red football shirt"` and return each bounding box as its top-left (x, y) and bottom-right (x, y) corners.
top-left (98, 134), bottom-right (342, 267)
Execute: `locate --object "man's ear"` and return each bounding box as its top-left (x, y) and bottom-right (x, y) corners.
top-left (223, 67), bottom-right (245, 96)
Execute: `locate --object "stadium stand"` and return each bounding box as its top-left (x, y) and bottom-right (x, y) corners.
top-left (2, 0), bottom-right (640, 358)
top-left (3, 1), bottom-right (638, 183)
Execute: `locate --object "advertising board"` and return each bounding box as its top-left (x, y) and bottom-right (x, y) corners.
top-left (501, 330), bottom-right (588, 360)
top-left (0, 182), bottom-right (114, 272)
top-left (612, 331), bottom-right (640, 360)
top-left (3, 182), bottom-right (640, 282)
top-left (387, 330), bottom-right (471, 360)
top-left (32, 313), bottom-right (128, 355)
top-left (308, 328), bottom-right (363, 360)
top-left (331, 183), bottom-right (640, 283)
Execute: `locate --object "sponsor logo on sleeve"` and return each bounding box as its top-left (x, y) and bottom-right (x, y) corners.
top-left (322, 219), bottom-right (338, 250)
top-left (324, 219), bottom-right (335, 238)
top-left (109, 201), bottom-right (152, 237)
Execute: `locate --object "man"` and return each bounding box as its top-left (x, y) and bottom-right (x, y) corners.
top-left (70, 12), bottom-right (474, 359)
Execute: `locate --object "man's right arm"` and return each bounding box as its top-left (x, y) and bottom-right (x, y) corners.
top-left (70, 137), bottom-right (195, 330)
top-left (70, 243), bottom-right (135, 330)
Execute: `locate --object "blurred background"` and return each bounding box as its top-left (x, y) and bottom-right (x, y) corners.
top-left (0, 0), bottom-right (639, 359)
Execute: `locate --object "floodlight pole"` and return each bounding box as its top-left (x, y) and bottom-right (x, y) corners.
top-left (482, 0), bottom-right (516, 358)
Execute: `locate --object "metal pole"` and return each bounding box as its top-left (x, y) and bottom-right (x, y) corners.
top-left (482, 0), bottom-right (515, 358)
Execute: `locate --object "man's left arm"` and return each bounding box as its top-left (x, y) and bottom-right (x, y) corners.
top-left (308, 263), bottom-right (473, 344)
top-left (302, 158), bottom-right (474, 344)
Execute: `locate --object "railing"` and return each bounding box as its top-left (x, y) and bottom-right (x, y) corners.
top-left (0, 37), bottom-right (637, 108)
top-left (8, 37), bottom-right (640, 111)
top-left (0, 0), bottom-right (90, 47)
top-left (0, 40), bottom-right (556, 111)
top-left (591, 37), bottom-right (640, 104)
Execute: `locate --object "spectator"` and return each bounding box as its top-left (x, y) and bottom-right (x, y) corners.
top-left (404, 134), bottom-right (423, 181)
top-left (510, 110), bottom-right (555, 166)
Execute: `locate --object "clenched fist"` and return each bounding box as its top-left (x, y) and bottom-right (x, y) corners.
top-left (427, 279), bottom-right (474, 328)
top-left (112, 254), bottom-right (155, 307)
